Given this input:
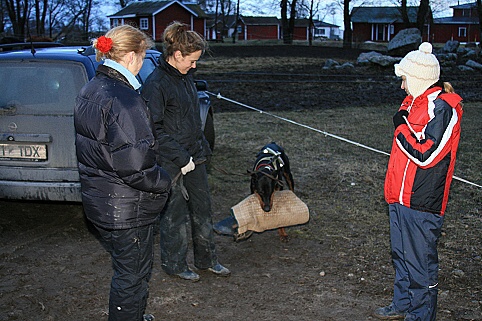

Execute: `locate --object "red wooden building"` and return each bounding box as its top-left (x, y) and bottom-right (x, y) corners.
top-left (108, 1), bottom-right (208, 41)
top-left (351, 6), bottom-right (430, 42)
top-left (293, 18), bottom-right (314, 41)
top-left (236, 16), bottom-right (280, 40)
top-left (351, 2), bottom-right (480, 44)
top-left (432, 2), bottom-right (480, 43)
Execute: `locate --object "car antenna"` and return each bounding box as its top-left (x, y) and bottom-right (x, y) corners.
top-left (27, 23), bottom-right (36, 56)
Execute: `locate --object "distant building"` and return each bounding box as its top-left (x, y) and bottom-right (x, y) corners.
top-left (236, 16), bottom-right (281, 41)
top-left (107, 0), bottom-right (209, 41)
top-left (313, 20), bottom-right (341, 40)
top-left (351, 6), bottom-right (428, 42)
top-left (206, 14), bottom-right (237, 41)
top-left (351, 3), bottom-right (480, 44)
top-left (108, 2), bottom-right (341, 43)
top-left (433, 2), bottom-right (480, 43)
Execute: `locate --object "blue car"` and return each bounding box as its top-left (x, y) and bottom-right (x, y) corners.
top-left (0, 43), bottom-right (214, 202)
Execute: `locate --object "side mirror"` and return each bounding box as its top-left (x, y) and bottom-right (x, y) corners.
top-left (195, 80), bottom-right (208, 91)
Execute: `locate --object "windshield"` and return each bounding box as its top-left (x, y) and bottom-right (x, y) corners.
top-left (0, 61), bottom-right (88, 115)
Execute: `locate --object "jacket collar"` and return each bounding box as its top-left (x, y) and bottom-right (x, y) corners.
top-left (96, 64), bottom-right (134, 90)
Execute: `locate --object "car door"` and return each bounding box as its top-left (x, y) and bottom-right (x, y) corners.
top-left (0, 60), bottom-right (89, 201)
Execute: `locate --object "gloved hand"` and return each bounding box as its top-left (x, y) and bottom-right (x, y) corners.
top-left (181, 157), bottom-right (195, 175)
top-left (393, 110), bottom-right (409, 129)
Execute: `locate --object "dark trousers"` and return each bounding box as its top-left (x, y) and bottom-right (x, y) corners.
top-left (160, 163), bottom-right (218, 274)
top-left (95, 224), bottom-right (155, 321)
top-left (389, 203), bottom-right (444, 321)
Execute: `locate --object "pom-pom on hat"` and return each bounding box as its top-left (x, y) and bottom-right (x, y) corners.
top-left (394, 42), bottom-right (440, 99)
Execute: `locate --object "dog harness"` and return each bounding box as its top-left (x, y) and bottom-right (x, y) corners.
top-left (254, 147), bottom-right (285, 172)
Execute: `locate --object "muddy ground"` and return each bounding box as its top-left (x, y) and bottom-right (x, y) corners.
top-left (1, 43), bottom-right (481, 321)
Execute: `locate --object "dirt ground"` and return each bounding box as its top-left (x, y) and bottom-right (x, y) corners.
top-left (1, 43), bottom-right (481, 321)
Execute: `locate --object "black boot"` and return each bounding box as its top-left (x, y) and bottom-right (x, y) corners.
top-left (213, 216), bottom-right (237, 236)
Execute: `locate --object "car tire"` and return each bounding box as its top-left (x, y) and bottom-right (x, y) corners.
top-left (204, 111), bottom-right (215, 151)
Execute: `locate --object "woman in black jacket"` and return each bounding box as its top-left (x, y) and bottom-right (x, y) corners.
top-left (74, 25), bottom-right (171, 321)
top-left (142, 21), bottom-right (230, 281)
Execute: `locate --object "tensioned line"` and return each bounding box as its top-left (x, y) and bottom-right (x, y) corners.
top-left (209, 91), bottom-right (481, 189)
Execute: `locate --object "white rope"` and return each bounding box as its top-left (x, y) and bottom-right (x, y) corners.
top-left (209, 91), bottom-right (482, 189)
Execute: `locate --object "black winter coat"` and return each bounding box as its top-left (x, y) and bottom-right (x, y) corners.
top-left (142, 58), bottom-right (212, 178)
top-left (74, 65), bottom-right (171, 230)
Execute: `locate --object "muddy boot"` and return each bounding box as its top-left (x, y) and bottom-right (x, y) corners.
top-left (233, 230), bottom-right (253, 242)
top-left (213, 216), bottom-right (237, 236)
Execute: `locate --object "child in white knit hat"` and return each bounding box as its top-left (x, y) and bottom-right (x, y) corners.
top-left (374, 42), bottom-right (464, 320)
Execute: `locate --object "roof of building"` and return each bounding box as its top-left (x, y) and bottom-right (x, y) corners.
top-left (239, 16), bottom-right (280, 25)
top-left (108, 0), bottom-right (208, 19)
top-left (313, 20), bottom-right (339, 28)
top-left (351, 6), bottom-right (419, 24)
top-left (433, 16), bottom-right (480, 25)
top-left (450, 1), bottom-right (478, 9)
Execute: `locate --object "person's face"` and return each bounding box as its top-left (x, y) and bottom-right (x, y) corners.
top-left (401, 75), bottom-right (410, 95)
top-left (170, 50), bottom-right (202, 74)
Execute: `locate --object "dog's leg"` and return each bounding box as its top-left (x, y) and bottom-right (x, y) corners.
top-left (282, 172), bottom-right (295, 191)
top-left (278, 227), bottom-right (289, 242)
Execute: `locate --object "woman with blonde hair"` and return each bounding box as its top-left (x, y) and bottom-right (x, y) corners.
top-left (142, 21), bottom-right (230, 281)
top-left (75, 25), bottom-right (171, 320)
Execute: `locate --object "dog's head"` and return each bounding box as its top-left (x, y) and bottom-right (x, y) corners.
top-left (250, 166), bottom-right (280, 212)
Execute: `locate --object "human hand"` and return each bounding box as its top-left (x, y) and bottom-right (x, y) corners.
top-left (393, 110), bottom-right (409, 129)
top-left (181, 157), bottom-right (195, 175)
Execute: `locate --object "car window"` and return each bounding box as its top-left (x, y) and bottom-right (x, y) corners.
top-left (0, 61), bottom-right (88, 115)
top-left (137, 57), bottom-right (157, 84)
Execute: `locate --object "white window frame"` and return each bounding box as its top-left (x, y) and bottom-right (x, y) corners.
top-left (458, 27), bottom-right (467, 37)
top-left (140, 18), bottom-right (148, 30)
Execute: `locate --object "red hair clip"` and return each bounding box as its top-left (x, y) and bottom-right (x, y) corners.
top-left (96, 36), bottom-right (113, 53)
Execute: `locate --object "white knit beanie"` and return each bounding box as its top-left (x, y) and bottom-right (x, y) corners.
top-left (394, 42), bottom-right (440, 99)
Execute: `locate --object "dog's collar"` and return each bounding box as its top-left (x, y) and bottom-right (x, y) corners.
top-left (255, 162), bottom-right (274, 172)
top-left (254, 154), bottom-right (282, 172)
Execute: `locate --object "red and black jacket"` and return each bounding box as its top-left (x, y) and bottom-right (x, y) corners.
top-left (384, 87), bottom-right (463, 215)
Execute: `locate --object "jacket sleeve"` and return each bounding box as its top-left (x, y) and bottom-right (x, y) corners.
top-left (108, 97), bottom-right (171, 194)
top-left (395, 99), bottom-right (458, 167)
top-left (142, 76), bottom-right (191, 168)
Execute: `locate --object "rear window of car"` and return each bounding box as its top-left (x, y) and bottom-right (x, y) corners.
top-left (0, 61), bottom-right (88, 115)
top-left (137, 56), bottom-right (157, 84)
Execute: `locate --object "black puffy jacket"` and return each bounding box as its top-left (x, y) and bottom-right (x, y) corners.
top-left (142, 58), bottom-right (212, 178)
top-left (74, 65), bottom-right (171, 230)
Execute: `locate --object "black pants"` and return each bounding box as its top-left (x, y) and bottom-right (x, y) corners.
top-left (95, 224), bottom-right (155, 321)
top-left (159, 163), bottom-right (218, 274)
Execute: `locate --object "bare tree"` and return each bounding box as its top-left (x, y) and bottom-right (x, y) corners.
top-left (1, 0), bottom-right (6, 34)
top-left (232, 0), bottom-right (239, 43)
top-left (280, 0), bottom-right (298, 44)
top-left (307, 0), bottom-right (316, 45)
top-left (5, 0), bottom-right (29, 38)
top-left (415, 0), bottom-right (431, 34)
top-left (298, 0), bottom-right (321, 45)
top-left (342, 0), bottom-right (351, 48)
top-left (400, 0), bottom-right (410, 28)
top-left (118, 0), bottom-right (131, 8)
top-left (33, 0), bottom-right (48, 36)
top-left (220, 0), bottom-right (235, 41)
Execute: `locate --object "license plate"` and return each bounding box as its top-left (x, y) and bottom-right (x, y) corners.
top-left (0, 143), bottom-right (47, 160)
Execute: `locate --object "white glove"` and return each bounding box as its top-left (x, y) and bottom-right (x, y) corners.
top-left (181, 157), bottom-right (195, 175)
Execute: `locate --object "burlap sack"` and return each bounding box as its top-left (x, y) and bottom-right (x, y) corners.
top-left (231, 190), bottom-right (309, 234)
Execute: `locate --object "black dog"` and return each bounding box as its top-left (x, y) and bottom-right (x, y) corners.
top-left (250, 142), bottom-right (294, 241)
